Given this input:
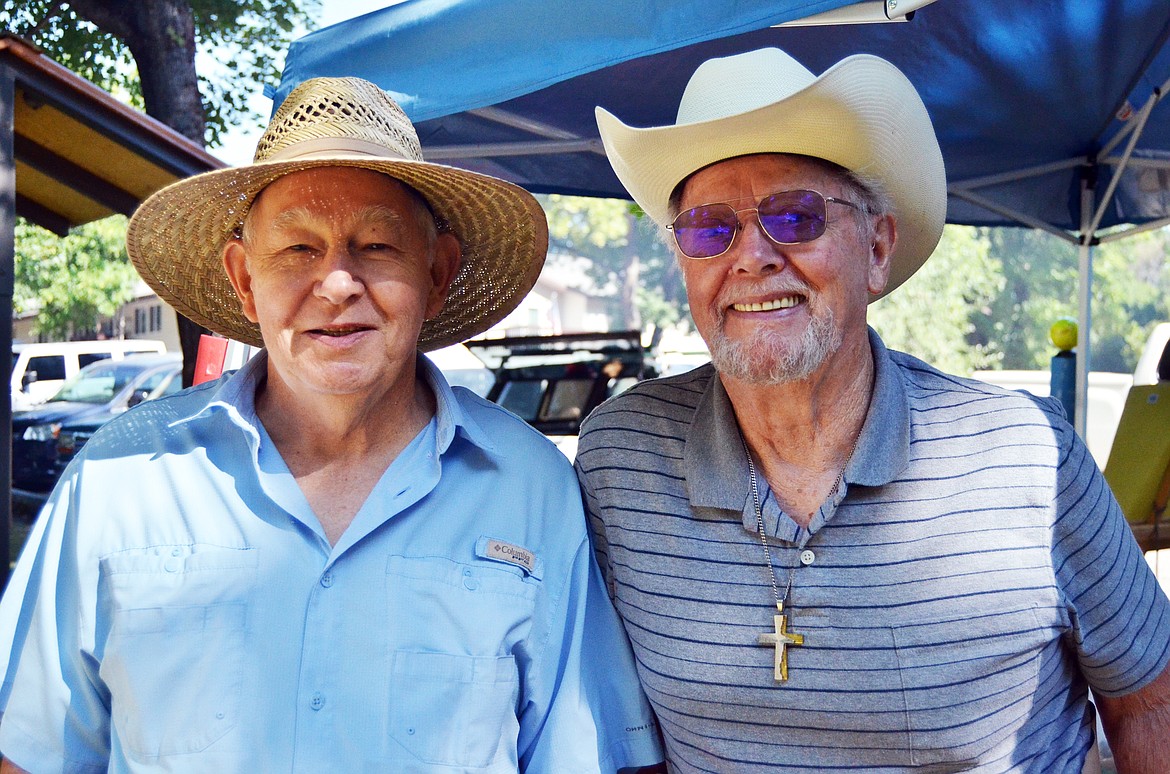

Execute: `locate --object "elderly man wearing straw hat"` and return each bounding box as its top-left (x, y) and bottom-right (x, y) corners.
top-left (576, 48), bottom-right (1170, 772)
top-left (0, 79), bottom-right (663, 773)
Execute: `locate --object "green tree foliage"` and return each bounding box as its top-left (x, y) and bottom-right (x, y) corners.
top-left (2, 0), bottom-right (318, 146)
top-left (1090, 230), bottom-right (1170, 371)
top-left (4, 0), bottom-right (316, 382)
top-left (541, 194), bottom-right (1170, 375)
top-left (540, 195), bottom-right (688, 331)
top-left (969, 228), bottom-right (1080, 370)
top-left (14, 216), bottom-right (140, 340)
top-left (869, 226), bottom-right (1001, 374)
top-left (968, 227), bottom-right (1170, 372)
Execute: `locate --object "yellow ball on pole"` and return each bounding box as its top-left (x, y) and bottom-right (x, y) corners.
top-left (1050, 317), bottom-right (1078, 351)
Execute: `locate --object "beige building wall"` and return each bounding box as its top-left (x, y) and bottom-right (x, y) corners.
top-left (13, 281), bottom-right (180, 352)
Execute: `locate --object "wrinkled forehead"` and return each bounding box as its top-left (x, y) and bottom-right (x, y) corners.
top-left (671, 153), bottom-right (856, 208)
top-left (245, 166), bottom-right (435, 232)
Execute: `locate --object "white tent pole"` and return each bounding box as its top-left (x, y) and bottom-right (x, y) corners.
top-left (1098, 71), bottom-right (1170, 160)
top-left (1075, 174), bottom-right (1095, 438)
top-left (1097, 214), bottom-right (1170, 243)
top-left (948, 189), bottom-right (1079, 243)
top-left (424, 137), bottom-right (606, 160)
top-left (466, 107), bottom-right (584, 140)
top-left (1087, 93), bottom-right (1157, 238)
top-left (951, 157), bottom-right (1086, 190)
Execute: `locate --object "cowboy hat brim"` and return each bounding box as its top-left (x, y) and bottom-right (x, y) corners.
top-left (596, 52), bottom-right (946, 299)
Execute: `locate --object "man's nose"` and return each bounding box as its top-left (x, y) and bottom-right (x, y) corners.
top-left (729, 213), bottom-right (787, 275)
top-left (315, 248), bottom-right (364, 303)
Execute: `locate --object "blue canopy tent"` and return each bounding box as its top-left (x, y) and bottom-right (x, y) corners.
top-left (276, 0), bottom-right (1170, 433)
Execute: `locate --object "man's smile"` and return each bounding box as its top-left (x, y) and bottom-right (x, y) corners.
top-left (730, 295), bottom-right (804, 313)
top-left (308, 324), bottom-right (374, 337)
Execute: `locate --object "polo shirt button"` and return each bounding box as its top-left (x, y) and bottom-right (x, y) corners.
top-left (164, 558), bottom-right (180, 573)
top-left (320, 572), bottom-right (333, 588)
top-left (310, 692), bottom-right (325, 711)
top-left (800, 550), bottom-right (816, 566)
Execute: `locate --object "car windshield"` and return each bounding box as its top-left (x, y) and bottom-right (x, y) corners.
top-left (51, 362), bottom-right (143, 405)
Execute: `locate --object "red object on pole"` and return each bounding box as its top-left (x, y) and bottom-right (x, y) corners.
top-left (192, 334), bottom-right (229, 385)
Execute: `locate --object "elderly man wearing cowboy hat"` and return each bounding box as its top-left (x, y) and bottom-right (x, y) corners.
top-left (0, 78), bottom-right (663, 773)
top-left (576, 48), bottom-right (1170, 772)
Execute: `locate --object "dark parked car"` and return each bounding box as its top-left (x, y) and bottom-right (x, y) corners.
top-left (12, 353), bottom-right (182, 495)
top-left (463, 331), bottom-right (657, 453)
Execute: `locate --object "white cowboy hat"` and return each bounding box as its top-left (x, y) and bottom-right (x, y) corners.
top-left (595, 47), bottom-right (946, 298)
top-left (127, 77), bottom-right (548, 350)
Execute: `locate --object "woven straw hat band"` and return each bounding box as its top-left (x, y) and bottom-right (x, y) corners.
top-left (254, 78), bottom-right (424, 164)
top-left (266, 137), bottom-right (414, 163)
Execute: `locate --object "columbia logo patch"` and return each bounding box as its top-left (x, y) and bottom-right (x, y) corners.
top-left (479, 538), bottom-right (537, 575)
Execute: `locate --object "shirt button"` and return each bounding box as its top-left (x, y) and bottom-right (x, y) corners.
top-left (310, 692), bottom-right (325, 711)
top-left (321, 572), bottom-right (334, 588)
top-left (800, 550), bottom-right (816, 566)
top-left (164, 558), bottom-right (180, 573)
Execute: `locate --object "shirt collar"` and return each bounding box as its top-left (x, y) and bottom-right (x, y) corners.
top-left (683, 326), bottom-right (910, 512)
top-left (169, 350), bottom-right (497, 457)
top-left (417, 352), bottom-right (497, 455)
top-left (853, 327), bottom-right (911, 486)
top-left (169, 351), bottom-right (268, 446)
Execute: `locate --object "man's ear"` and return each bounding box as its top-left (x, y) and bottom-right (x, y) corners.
top-left (425, 233), bottom-right (462, 320)
top-left (867, 214), bottom-right (897, 296)
top-left (223, 239), bottom-right (259, 323)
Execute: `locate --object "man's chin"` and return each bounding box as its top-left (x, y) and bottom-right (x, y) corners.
top-left (709, 322), bottom-right (839, 385)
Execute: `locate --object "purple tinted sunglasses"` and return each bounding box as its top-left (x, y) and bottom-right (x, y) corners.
top-left (668, 189), bottom-right (860, 259)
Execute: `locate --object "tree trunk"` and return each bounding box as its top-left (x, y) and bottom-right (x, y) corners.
top-left (68, 0), bottom-right (214, 386)
top-left (620, 214), bottom-right (642, 331)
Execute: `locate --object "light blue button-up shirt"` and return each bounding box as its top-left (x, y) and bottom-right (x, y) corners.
top-left (0, 353), bottom-right (661, 773)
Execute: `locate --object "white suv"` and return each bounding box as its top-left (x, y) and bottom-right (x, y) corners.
top-left (11, 339), bottom-right (167, 411)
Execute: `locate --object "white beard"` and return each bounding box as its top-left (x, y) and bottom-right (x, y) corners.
top-left (708, 305), bottom-right (841, 385)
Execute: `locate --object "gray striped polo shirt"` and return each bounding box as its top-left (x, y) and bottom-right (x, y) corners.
top-left (576, 329), bottom-right (1170, 773)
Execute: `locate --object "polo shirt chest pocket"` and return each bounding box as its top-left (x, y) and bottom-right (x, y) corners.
top-left (98, 545), bottom-right (258, 761)
top-left (384, 555), bottom-right (538, 768)
top-left (892, 604), bottom-right (1056, 767)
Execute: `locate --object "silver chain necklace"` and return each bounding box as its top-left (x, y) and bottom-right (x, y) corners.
top-left (740, 431), bottom-right (859, 681)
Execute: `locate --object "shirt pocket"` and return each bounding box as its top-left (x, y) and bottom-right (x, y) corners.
top-left (892, 604), bottom-right (1051, 767)
top-left (387, 650), bottom-right (520, 768)
top-left (98, 544), bottom-right (257, 760)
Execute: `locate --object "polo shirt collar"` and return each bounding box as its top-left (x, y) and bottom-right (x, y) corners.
top-left (683, 327), bottom-right (910, 516)
top-left (854, 328), bottom-right (911, 486)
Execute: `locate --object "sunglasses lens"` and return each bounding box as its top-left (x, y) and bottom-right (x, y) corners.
top-left (758, 190), bottom-right (827, 244)
top-left (671, 204), bottom-right (737, 258)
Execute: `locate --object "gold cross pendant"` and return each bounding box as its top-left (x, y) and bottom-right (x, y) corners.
top-left (758, 601), bottom-right (805, 681)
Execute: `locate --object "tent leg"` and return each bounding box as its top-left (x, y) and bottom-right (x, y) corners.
top-left (1074, 174), bottom-right (1095, 441)
top-left (1075, 240), bottom-right (1092, 438)
top-left (0, 66), bottom-right (14, 591)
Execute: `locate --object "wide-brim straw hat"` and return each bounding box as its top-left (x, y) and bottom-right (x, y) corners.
top-left (127, 77), bottom-right (548, 350)
top-left (595, 47), bottom-right (946, 299)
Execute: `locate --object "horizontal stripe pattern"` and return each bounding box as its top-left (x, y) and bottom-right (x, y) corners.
top-left (577, 338), bottom-right (1170, 773)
